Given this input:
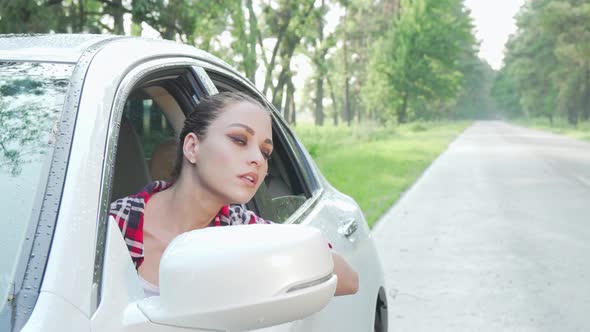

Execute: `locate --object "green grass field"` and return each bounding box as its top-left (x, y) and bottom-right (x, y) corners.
top-left (293, 121), bottom-right (470, 228)
top-left (514, 118), bottom-right (590, 142)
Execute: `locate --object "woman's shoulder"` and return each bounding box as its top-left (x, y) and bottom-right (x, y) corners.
top-left (108, 181), bottom-right (171, 269)
top-left (109, 181), bottom-right (171, 216)
top-left (109, 187), bottom-right (147, 222)
top-left (108, 190), bottom-right (149, 247)
top-left (109, 181), bottom-right (171, 243)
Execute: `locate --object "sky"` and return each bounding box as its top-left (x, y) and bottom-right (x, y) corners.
top-left (463, 0), bottom-right (526, 70)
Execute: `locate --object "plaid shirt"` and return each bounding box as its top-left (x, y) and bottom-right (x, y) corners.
top-left (109, 181), bottom-right (270, 268)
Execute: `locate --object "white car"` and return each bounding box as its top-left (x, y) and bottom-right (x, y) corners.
top-left (0, 34), bottom-right (387, 332)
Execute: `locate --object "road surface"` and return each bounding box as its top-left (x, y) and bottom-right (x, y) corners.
top-left (373, 121), bottom-right (590, 331)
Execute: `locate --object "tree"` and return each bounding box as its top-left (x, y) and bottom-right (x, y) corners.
top-left (321, 0), bottom-right (398, 125)
top-left (0, 0), bottom-right (103, 34)
top-left (491, 65), bottom-right (523, 119)
top-left (364, 0), bottom-right (476, 123)
top-left (260, 0), bottom-right (317, 116)
top-left (453, 58), bottom-right (496, 120)
top-left (303, 0), bottom-right (333, 126)
top-left (541, 0), bottom-right (590, 123)
top-left (497, 0), bottom-right (590, 125)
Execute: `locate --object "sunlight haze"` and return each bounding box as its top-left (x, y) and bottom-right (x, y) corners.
top-left (464, 0), bottom-right (526, 69)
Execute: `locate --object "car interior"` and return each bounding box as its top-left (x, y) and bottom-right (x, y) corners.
top-left (111, 87), bottom-right (183, 201)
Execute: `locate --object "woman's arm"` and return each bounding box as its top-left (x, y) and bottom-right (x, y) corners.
top-left (332, 252), bottom-right (359, 296)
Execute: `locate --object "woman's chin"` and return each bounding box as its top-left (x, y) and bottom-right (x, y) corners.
top-left (228, 191), bottom-right (256, 205)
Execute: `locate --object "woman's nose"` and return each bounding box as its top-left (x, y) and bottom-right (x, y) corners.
top-left (248, 148), bottom-right (265, 166)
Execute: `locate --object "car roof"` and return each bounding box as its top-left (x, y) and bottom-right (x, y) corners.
top-left (0, 34), bottom-right (233, 71)
top-left (0, 34), bottom-right (120, 63)
top-left (0, 33), bottom-right (257, 101)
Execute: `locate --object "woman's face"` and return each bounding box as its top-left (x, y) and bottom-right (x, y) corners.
top-left (190, 101), bottom-right (273, 204)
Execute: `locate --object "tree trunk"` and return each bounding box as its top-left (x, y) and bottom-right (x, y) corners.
top-left (263, 17), bottom-right (291, 95)
top-left (357, 105), bottom-right (362, 123)
top-left (313, 0), bottom-right (325, 127)
top-left (270, 32), bottom-right (300, 109)
top-left (568, 105), bottom-right (578, 125)
top-left (162, 28), bottom-right (175, 40)
top-left (77, 0), bottom-right (85, 33)
top-left (112, 0), bottom-right (124, 35)
top-left (397, 92), bottom-right (408, 124)
top-left (343, 29), bottom-right (351, 126)
top-left (583, 67), bottom-right (590, 121)
top-left (231, 3), bottom-right (256, 83)
top-left (283, 85), bottom-right (291, 122)
top-left (263, 0), bottom-right (316, 96)
top-left (326, 77), bottom-right (338, 126)
top-left (272, 67), bottom-right (289, 110)
top-left (315, 77), bottom-right (325, 126)
top-left (287, 80), bottom-right (296, 125)
top-left (246, 0), bottom-right (259, 84)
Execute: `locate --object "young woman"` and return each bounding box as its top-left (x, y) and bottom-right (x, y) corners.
top-left (109, 91), bottom-right (358, 297)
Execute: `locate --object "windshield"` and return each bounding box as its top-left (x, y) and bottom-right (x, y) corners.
top-left (0, 61), bottom-right (73, 313)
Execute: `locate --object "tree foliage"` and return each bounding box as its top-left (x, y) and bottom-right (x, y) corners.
top-left (0, 0), bottom-right (504, 125)
top-left (358, 0), bottom-right (479, 123)
top-left (493, 0), bottom-right (590, 125)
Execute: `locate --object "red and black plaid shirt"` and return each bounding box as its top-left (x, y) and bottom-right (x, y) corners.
top-left (109, 181), bottom-right (270, 268)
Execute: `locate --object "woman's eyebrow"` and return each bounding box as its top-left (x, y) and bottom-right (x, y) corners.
top-left (227, 123), bottom-right (273, 145)
top-left (227, 123), bottom-right (255, 135)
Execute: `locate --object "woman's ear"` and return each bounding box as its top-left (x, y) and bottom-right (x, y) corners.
top-left (183, 132), bottom-right (199, 164)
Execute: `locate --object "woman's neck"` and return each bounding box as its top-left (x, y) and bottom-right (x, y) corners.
top-left (155, 176), bottom-right (225, 234)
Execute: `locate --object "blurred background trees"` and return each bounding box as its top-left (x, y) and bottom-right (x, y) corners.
top-left (0, 0), bottom-right (587, 126)
top-left (492, 0), bottom-right (590, 125)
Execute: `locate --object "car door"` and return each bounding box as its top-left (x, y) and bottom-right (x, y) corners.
top-left (273, 120), bottom-right (384, 332)
top-left (90, 57), bottom-right (216, 332)
top-left (202, 68), bottom-right (384, 332)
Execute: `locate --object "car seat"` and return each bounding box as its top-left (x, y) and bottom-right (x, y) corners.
top-left (111, 116), bottom-right (151, 201)
top-left (150, 139), bottom-right (177, 182)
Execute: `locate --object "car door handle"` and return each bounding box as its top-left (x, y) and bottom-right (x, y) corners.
top-left (338, 218), bottom-right (358, 238)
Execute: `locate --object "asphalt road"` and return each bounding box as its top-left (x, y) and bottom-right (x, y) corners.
top-left (373, 121), bottom-right (590, 332)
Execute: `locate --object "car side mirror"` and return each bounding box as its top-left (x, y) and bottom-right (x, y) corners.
top-left (125, 224), bottom-right (337, 331)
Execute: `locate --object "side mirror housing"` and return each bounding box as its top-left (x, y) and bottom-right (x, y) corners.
top-left (135, 224), bottom-right (336, 331)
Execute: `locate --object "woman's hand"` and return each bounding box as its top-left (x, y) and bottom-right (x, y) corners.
top-left (332, 252), bottom-right (359, 296)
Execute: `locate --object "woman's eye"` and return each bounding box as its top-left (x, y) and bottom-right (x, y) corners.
top-left (230, 136), bottom-right (246, 146)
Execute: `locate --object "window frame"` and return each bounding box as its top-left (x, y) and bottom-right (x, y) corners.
top-left (92, 59), bottom-right (212, 314)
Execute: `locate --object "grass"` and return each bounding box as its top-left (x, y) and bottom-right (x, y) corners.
top-left (513, 117), bottom-right (590, 142)
top-left (293, 121), bottom-right (470, 228)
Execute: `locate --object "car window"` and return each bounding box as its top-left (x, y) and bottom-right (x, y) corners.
top-left (0, 61), bottom-right (74, 319)
top-left (205, 72), bottom-right (311, 223)
top-left (126, 90), bottom-right (177, 166)
top-left (110, 71), bottom-right (203, 201)
top-left (94, 66), bottom-right (207, 312)
top-left (110, 89), bottom-right (179, 200)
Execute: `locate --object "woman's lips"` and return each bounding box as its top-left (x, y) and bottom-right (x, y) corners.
top-left (238, 172), bottom-right (258, 187)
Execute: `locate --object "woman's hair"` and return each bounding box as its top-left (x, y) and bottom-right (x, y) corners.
top-left (170, 91), bottom-right (267, 181)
